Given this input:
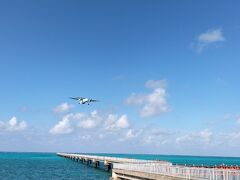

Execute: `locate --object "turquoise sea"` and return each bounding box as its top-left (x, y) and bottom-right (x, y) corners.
top-left (1, 152), bottom-right (240, 180)
top-left (0, 152), bottom-right (110, 180)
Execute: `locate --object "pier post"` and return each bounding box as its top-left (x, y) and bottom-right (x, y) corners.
top-left (104, 161), bottom-right (112, 171)
top-left (95, 161), bottom-right (100, 168)
top-left (92, 159), bottom-right (99, 168)
top-left (87, 159), bottom-right (92, 165)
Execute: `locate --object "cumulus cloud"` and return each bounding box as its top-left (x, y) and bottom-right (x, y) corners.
top-left (50, 110), bottom-right (130, 135)
top-left (193, 28), bottom-right (225, 52)
top-left (126, 80), bottom-right (169, 117)
top-left (198, 29), bottom-right (224, 43)
top-left (76, 111), bottom-right (102, 129)
top-left (53, 103), bottom-right (73, 114)
top-left (200, 129), bottom-right (213, 143)
top-left (48, 109), bottom-right (240, 154)
top-left (0, 117), bottom-right (27, 132)
top-left (116, 115), bottom-right (130, 128)
top-left (49, 114), bottom-right (73, 135)
top-left (78, 111), bottom-right (102, 129)
top-left (176, 134), bottom-right (192, 144)
top-left (126, 129), bottom-right (137, 139)
top-left (118, 126), bottom-right (237, 150)
top-left (78, 120), bottom-right (97, 129)
top-left (176, 129), bottom-right (213, 145)
top-left (119, 128), bottom-right (216, 148)
top-left (105, 114), bottom-right (130, 131)
top-left (121, 128), bottom-right (143, 141)
top-left (142, 128), bottom-right (173, 145)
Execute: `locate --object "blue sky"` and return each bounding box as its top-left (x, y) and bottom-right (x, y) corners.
top-left (0, 0), bottom-right (240, 156)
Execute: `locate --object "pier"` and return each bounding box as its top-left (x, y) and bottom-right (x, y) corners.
top-left (57, 153), bottom-right (240, 180)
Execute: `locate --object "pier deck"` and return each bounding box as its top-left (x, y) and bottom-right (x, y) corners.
top-left (57, 153), bottom-right (168, 164)
top-left (57, 153), bottom-right (240, 180)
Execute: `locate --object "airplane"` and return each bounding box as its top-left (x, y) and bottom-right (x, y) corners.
top-left (69, 97), bottom-right (99, 105)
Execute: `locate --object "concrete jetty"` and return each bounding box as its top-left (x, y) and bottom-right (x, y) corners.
top-left (57, 153), bottom-right (240, 180)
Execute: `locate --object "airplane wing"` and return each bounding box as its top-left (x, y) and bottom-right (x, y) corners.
top-left (89, 99), bottom-right (99, 102)
top-left (69, 97), bottom-right (82, 100)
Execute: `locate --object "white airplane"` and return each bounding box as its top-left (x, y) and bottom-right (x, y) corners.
top-left (69, 97), bottom-right (99, 105)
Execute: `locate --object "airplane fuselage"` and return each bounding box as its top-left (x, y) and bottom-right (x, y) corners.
top-left (70, 96), bottom-right (97, 105)
top-left (79, 98), bottom-right (89, 104)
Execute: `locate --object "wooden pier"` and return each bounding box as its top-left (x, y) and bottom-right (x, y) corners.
top-left (57, 153), bottom-right (240, 180)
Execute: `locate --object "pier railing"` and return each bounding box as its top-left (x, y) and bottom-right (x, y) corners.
top-left (113, 163), bottom-right (240, 180)
top-left (58, 153), bottom-right (170, 164)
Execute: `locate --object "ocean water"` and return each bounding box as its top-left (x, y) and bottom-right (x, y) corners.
top-left (0, 152), bottom-right (110, 180)
top-left (1, 152), bottom-right (240, 180)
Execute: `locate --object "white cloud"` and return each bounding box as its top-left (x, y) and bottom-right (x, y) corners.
top-left (145, 79), bottom-right (166, 89)
top-left (78, 119), bottom-right (97, 129)
top-left (198, 29), bottom-right (224, 43)
top-left (236, 117), bottom-right (240, 124)
top-left (0, 117), bottom-right (27, 132)
top-left (176, 129), bottom-right (213, 145)
top-left (115, 115), bottom-right (129, 128)
top-left (77, 111), bottom-right (101, 129)
top-left (199, 129), bottom-right (213, 143)
top-left (118, 127), bottom-right (227, 149)
top-left (47, 110), bottom-right (240, 154)
top-left (53, 103), bottom-right (73, 114)
top-left (119, 127), bottom-right (173, 144)
top-left (194, 28), bottom-right (225, 52)
top-left (142, 128), bottom-right (172, 145)
top-left (141, 88), bottom-right (168, 117)
top-left (125, 93), bottom-right (146, 105)
top-left (105, 114), bottom-right (130, 130)
top-left (49, 114), bottom-right (73, 135)
top-left (126, 129), bottom-right (136, 139)
top-left (126, 129), bottom-right (142, 139)
top-left (50, 111), bottom-right (129, 135)
top-left (126, 80), bottom-right (169, 117)
top-left (176, 134), bottom-right (192, 144)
